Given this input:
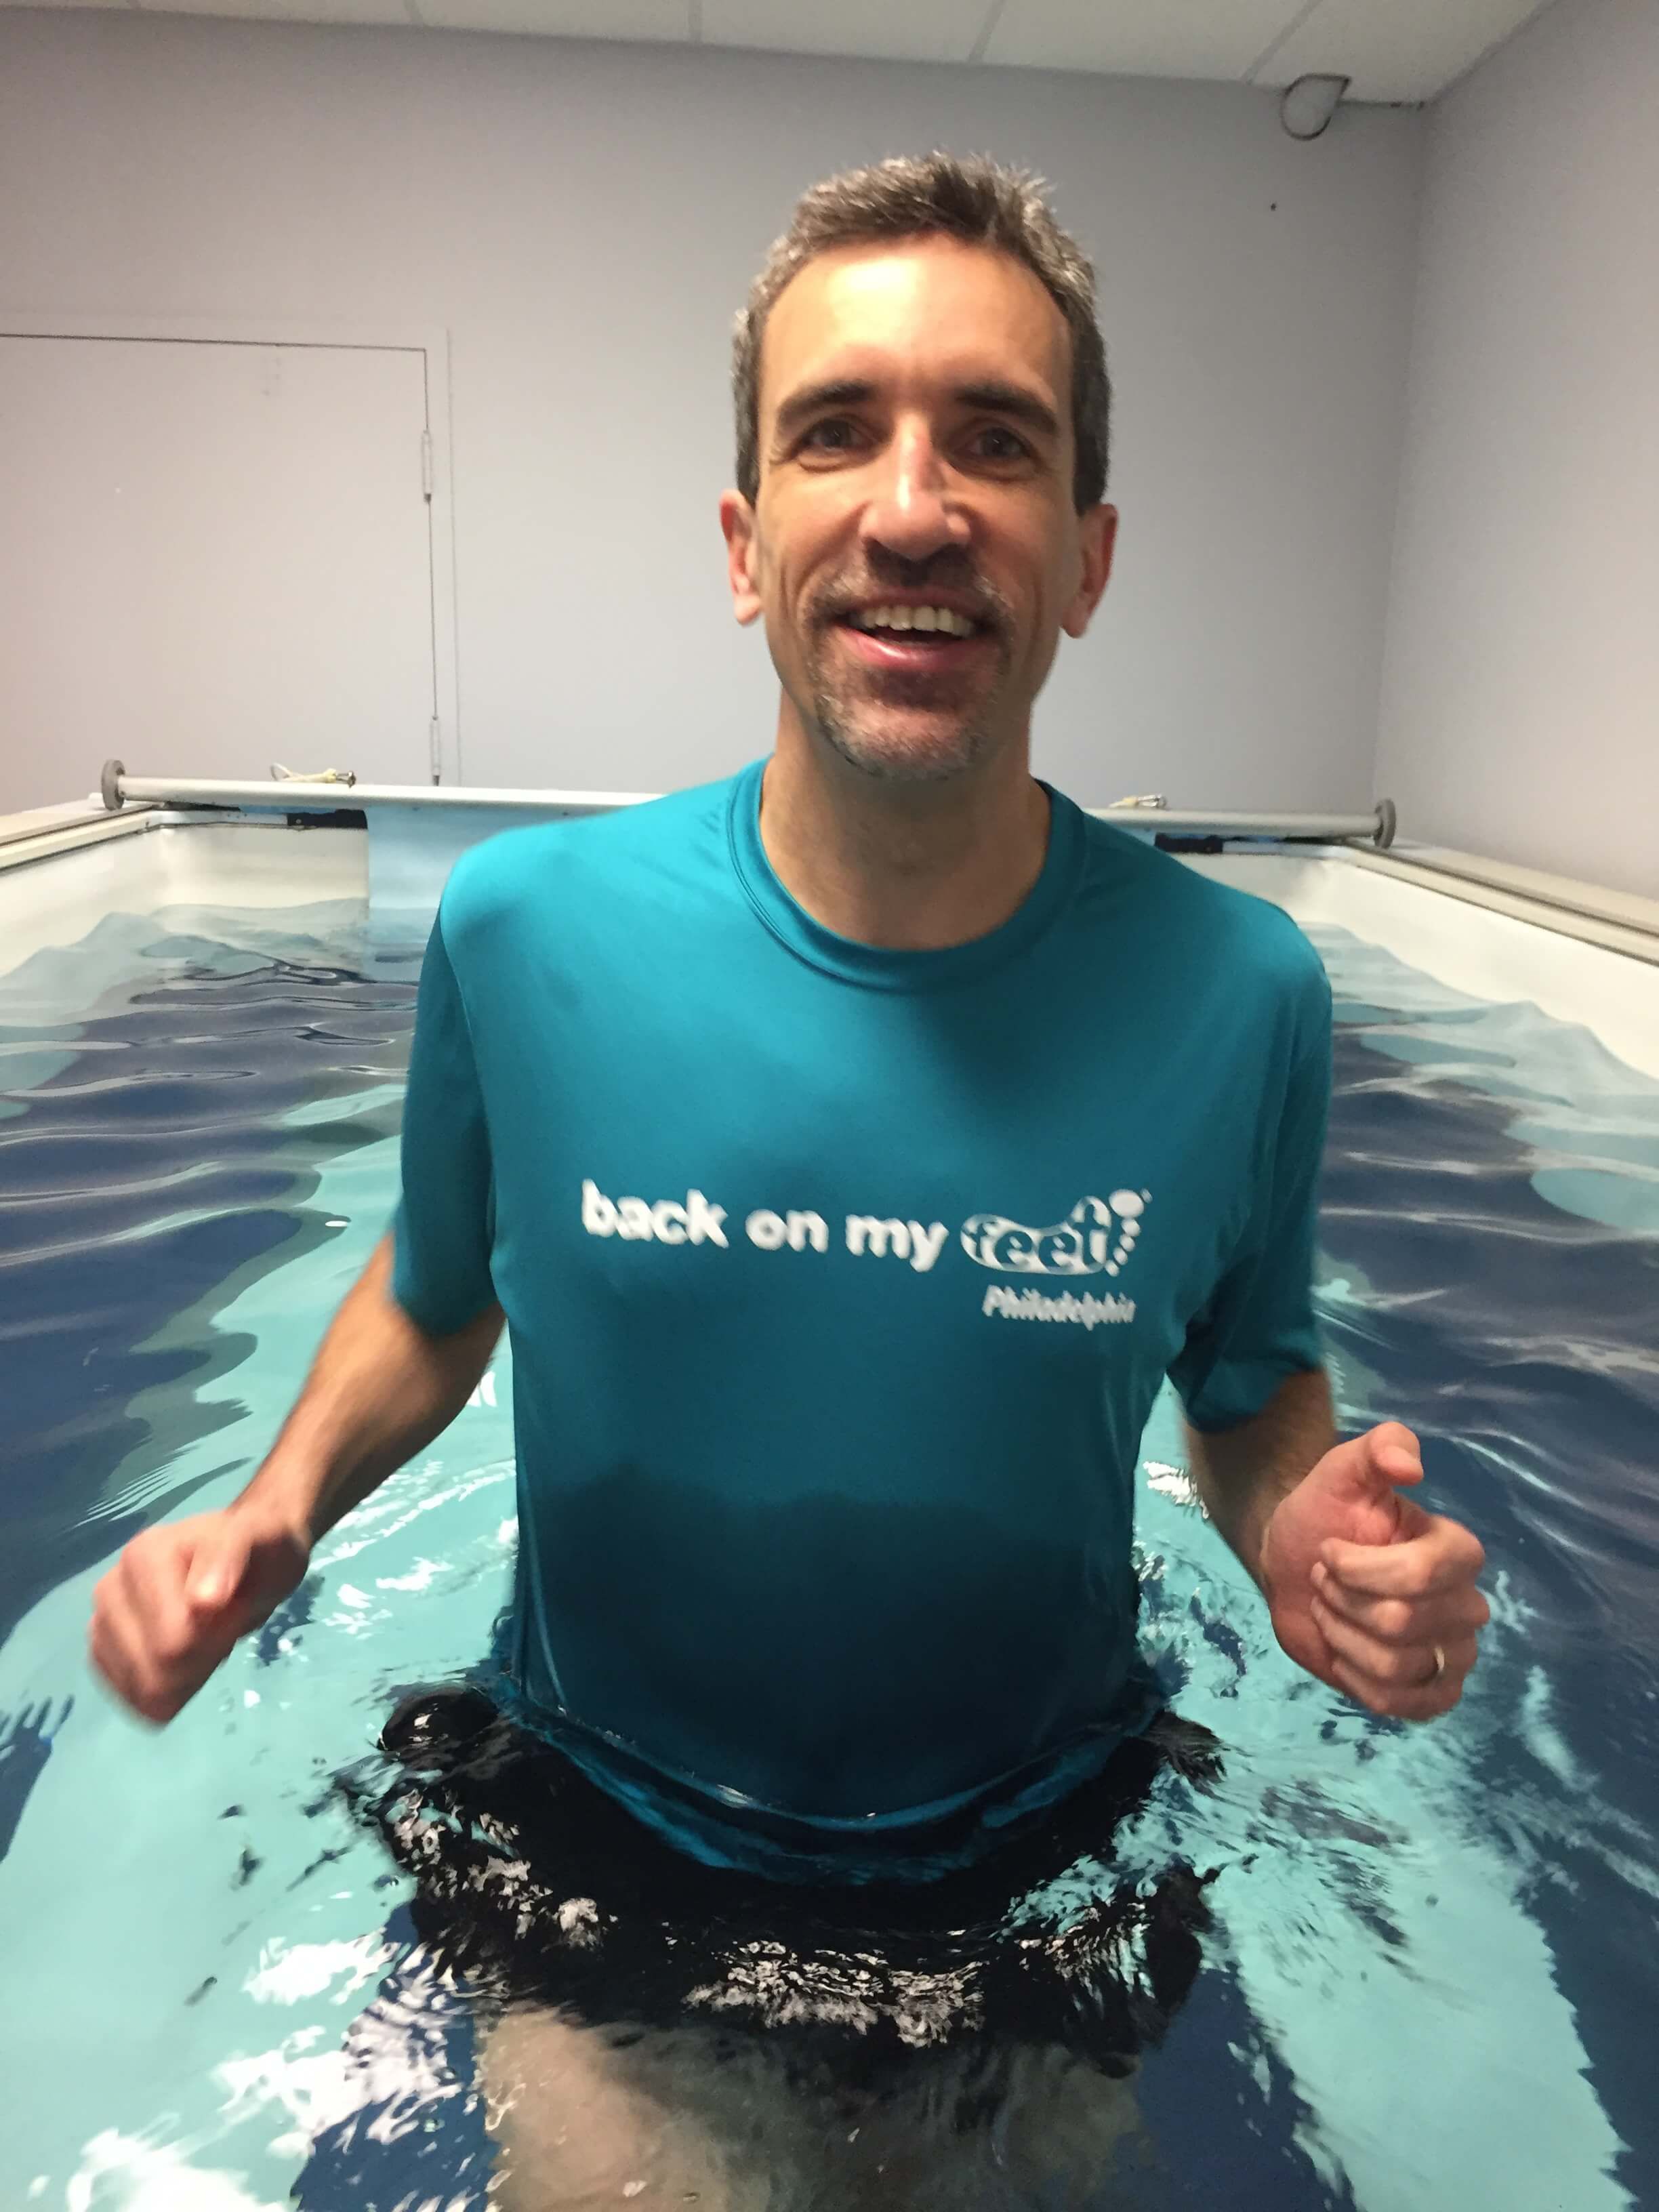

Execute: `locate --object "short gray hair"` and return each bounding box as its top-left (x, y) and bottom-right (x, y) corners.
top-left (732, 151), bottom-right (1110, 514)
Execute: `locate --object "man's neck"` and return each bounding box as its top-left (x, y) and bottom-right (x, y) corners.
top-left (758, 724), bottom-right (1051, 952)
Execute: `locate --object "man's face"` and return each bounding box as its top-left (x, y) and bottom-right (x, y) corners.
top-left (721, 237), bottom-right (1116, 785)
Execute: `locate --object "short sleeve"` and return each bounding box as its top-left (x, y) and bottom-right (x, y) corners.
top-left (1168, 983), bottom-right (1332, 1433)
top-left (390, 908), bottom-right (497, 1334)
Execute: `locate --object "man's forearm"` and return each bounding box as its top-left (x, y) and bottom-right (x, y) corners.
top-left (1183, 1366), bottom-right (1338, 1589)
top-left (234, 1237), bottom-right (503, 1547)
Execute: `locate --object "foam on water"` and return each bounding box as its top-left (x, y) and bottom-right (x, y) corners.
top-left (0, 901), bottom-right (1654, 2209)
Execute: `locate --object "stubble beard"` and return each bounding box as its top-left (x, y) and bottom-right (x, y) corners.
top-left (800, 626), bottom-right (1015, 787)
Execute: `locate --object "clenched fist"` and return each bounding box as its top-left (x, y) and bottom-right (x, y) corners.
top-left (89, 1506), bottom-right (310, 1724)
top-left (1261, 1421), bottom-right (1488, 1721)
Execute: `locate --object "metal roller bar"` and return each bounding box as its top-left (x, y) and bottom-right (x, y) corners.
top-left (99, 764), bottom-right (1398, 847)
top-left (101, 767), bottom-right (647, 817)
top-left (1087, 805), bottom-right (1396, 846)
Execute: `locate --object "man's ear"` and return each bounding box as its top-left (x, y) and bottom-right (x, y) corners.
top-left (719, 491), bottom-right (764, 627)
top-left (1061, 504), bottom-right (1118, 640)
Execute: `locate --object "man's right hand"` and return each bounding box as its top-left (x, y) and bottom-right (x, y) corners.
top-left (89, 1507), bottom-right (311, 1725)
top-left (85, 1239), bottom-right (500, 1726)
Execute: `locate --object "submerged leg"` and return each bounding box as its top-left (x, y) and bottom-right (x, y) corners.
top-left (482, 2003), bottom-right (803, 2211)
top-left (483, 2002), bottom-right (1151, 2212)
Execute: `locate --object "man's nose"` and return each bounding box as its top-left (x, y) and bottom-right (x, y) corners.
top-left (860, 423), bottom-right (971, 565)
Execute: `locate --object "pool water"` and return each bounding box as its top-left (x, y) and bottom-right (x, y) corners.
top-left (1, 897), bottom-right (1656, 2210)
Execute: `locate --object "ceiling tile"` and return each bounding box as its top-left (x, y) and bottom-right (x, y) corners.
top-left (131, 0), bottom-right (409, 20)
top-left (702, 0), bottom-right (988, 64)
top-left (7, 0), bottom-right (1552, 98)
top-left (1258, 0), bottom-right (1554, 103)
top-left (416, 0), bottom-right (690, 36)
top-left (982, 0), bottom-right (1301, 80)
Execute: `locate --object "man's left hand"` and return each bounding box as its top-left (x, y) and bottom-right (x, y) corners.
top-left (1259, 1421), bottom-right (1488, 1719)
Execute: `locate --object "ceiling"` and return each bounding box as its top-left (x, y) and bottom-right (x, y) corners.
top-left (2, 0), bottom-right (1555, 104)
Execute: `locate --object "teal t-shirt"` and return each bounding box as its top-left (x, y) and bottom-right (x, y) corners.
top-left (392, 762), bottom-right (1332, 1875)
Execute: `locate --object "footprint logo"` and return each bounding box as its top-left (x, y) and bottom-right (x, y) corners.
top-left (960, 1191), bottom-right (1150, 1277)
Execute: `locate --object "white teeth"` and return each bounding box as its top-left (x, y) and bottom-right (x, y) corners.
top-left (851, 604), bottom-right (976, 638)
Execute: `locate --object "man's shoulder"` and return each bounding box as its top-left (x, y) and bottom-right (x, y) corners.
top-left (436, 771), bottom-right (741, 949)
top-left (1074, 807), bottom-right (1332, 1031)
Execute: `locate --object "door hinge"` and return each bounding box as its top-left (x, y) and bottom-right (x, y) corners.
top-left (421, 430), bottom-right (434, 501)
top-left (429, 716), bottom-right (443, 784)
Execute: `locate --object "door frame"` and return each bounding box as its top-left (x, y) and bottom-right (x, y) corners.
top-left (0, 314), bottom-right (462, 783)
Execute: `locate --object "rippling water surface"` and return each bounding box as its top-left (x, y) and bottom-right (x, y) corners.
top-left (0, 898), bottom-right (1655, 2211)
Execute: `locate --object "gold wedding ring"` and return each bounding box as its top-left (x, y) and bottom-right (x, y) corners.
top-left (1428, 1643), bottom-right (1447, 1683)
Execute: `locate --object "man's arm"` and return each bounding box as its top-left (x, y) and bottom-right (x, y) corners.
top-left (1182, 1366), bottom-right (1488, 1721)
top-left (1183, 1364), bottom-right (1336, 1590)
top-left (237, 1236), bottom-right (501, 1548)
top-left (89, 1237), bottom-right (501, 1723)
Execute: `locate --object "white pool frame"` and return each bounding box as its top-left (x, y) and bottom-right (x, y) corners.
top-left (2, 793), bottom-right (1657, 1080)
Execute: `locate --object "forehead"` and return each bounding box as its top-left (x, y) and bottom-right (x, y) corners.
top-left (759, 237), bottom-right (1071, 422)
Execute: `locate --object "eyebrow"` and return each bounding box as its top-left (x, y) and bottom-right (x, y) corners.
top-left (773, 376), bottom-right (1063, 445)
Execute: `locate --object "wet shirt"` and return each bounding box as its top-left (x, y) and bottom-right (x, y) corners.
top-left (391, 761), bottom-right (1332, 1870)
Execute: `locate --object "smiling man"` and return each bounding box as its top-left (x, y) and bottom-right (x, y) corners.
top-left (91, 154), bottom-right (1489, 2203)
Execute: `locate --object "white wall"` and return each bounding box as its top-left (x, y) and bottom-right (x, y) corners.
top-left (0, 10), bottom-right (1422, 811)
top-left (1377, 0), bottom-right (1658, 898)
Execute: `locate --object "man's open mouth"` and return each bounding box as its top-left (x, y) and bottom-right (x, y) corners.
top-left (833, 602), bottom-right (994, 666)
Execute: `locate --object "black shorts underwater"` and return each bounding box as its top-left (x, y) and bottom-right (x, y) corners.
top-left (344, 1683), bottom-right (1224, 2091)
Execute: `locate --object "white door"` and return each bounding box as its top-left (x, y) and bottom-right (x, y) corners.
top-left (0, 335), bottom-right (439, 814)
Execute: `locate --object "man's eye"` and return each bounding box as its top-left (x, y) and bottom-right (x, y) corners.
top-left (802, 418), bottom-right (863, 451)
top-left (971, 426), bottom-right (1030, 462)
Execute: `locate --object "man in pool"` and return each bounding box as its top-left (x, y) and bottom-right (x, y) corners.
top-left (91, 154), bottom-right (1489, 2202)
